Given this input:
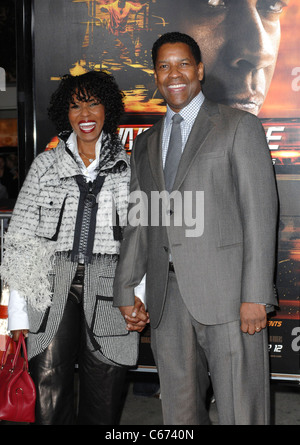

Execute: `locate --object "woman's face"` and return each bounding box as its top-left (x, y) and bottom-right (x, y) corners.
top-left (68, 95), bottom-right (105, 150)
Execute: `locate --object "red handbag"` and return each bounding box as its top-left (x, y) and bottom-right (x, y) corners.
top-left (0, 333), bottom-right (36, 423)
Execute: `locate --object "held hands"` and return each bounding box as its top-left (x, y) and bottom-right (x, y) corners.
top-left (119, 296), bottom-right (150, 333)
top-left (240, 302), bottom-right (267, 335)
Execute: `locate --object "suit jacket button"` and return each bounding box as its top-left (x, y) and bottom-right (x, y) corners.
top-left (163, 246), bottom-right (168, 252)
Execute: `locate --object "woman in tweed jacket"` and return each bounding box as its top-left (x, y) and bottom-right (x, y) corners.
top-left (0, 71), bottom-right (147, 425)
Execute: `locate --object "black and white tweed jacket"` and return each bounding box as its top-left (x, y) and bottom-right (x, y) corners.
top-left (0, 137), bottom-right (139, 366)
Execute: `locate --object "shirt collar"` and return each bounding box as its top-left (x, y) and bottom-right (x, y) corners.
top-left (65, 132), bottom-right (103, 180)
top-left (66, 131), bottom-right (102, 164)
top-left (165, 91), bottom-right (205, 126)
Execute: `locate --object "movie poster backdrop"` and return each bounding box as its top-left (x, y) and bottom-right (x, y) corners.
top-left (31, 0), bottom-right (299, 381)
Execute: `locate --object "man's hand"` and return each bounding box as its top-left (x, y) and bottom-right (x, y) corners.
top-left (119, 296), bottom-right (149, 332)
top-left (240, 302), bottom-right (267, 335)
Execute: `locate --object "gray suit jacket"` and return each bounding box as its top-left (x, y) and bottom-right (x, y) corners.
top-left (113, 99), bottom-right (278, 327)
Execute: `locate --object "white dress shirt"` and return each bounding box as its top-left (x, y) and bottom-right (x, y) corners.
top-left (162, 91), bottom-right (205, 167)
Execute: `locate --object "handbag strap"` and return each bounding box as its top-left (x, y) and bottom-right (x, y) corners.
top-left (12, 333), bottom-right (29, 371)
top-left (0, 333), bottom-right (29, 371)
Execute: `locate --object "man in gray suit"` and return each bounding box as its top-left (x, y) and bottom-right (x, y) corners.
top-left (113, 32), bottom-right (278, 424)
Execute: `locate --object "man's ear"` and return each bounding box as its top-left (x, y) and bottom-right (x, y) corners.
top-left (197, 62), bottom-right (204, 82)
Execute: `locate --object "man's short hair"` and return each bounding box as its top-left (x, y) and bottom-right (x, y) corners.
top-left (152, 32), bottom-right (202, 67)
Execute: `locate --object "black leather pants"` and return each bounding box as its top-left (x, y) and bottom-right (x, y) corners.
top-left (29, 267), bottom-right (127, 425)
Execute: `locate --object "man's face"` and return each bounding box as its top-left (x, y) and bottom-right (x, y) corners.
top-left (154, 42), bottom-right (204, 112)
top-left (176, 0), bottom-right (289, 115)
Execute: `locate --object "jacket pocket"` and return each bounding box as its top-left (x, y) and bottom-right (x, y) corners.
top-left (217, 218), bottom-right (243, 248)
top-left (91, 295), bottom-right (128, 337)
top-left (95, 260), bottom-right (118, 297)
top-left (35, 192), bottom-right (67, 240)
top-left (198, 149), bottom-right (225, 159)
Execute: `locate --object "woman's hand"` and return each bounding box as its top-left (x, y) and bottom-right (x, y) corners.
top-left (11, 329), bottom-right (29, 342)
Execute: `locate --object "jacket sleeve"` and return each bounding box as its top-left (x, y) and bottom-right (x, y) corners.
top-left (231, 112), bottom-right (278, 306)
top-left (113, 142), bottom-right (148, 307)
top-left (0, 157), bottom-right (56, 312)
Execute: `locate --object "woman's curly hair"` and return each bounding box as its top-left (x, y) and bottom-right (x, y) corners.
top-left (48, 70), bottom-right (125, 136)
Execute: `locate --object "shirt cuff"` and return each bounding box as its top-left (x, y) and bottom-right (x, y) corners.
top-left (7, 289), bottom-right (29, 331)
top-left (134, 274), bottom-right (146, 306)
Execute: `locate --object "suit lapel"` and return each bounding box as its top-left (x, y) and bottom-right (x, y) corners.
top-left (147, 119), bottom-right (165, 192)
top-left (146, 100), bottom-right (220, 193)
top-left (173, 99), bottom-right (218, 191)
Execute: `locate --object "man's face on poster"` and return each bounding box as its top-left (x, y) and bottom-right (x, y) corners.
top-left (173, 0), bottom-right (289, 115)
